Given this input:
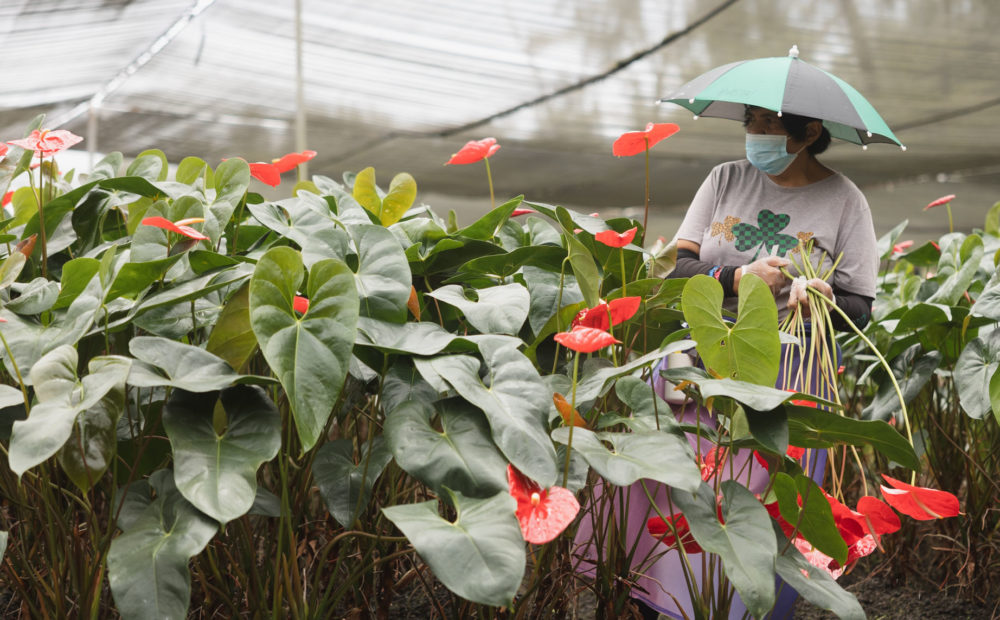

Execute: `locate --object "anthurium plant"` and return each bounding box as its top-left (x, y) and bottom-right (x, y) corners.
top-left (0, 117), bottom-right (989, 619)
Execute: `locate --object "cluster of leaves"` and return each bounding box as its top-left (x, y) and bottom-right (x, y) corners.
top-left (836, 200), bottom-right (1000, 601)
top-left (0, 116), bottom-right (982, 620)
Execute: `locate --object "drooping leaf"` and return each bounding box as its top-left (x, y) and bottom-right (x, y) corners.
top-left (427, 283), bottom-right (529, 335)
top-left (382, 489), bottom-right (525, 607)
top-left (128, 336), bottom-right (273, 392)
top-left (612, 375), bottom-right (680, 432)
top-left (550, 426), bottom-right (701, 491)
top-left (385, 399), bottom-right (507, 498)
top-left (686, 273), bottom-right (780, 385)
top-left (249, 247), bottom-right (358, 451)
top-left (772, 473), bottom-right (847, 565)
top-left (564, 232), bottom-right (601, 309)
top-left (56, 356), bottom-right (132, 492)
top-left (108, 470), bottom-right (217, 620)
top-left (430, 338), bottom-right (558, 487)
top-left (863, 344), bottom-right (941, 421)
top-left (787, 406), bottom-right (919, 470)
top-left (522, 265), bottom-right (584, 336)
top-left (672, 481), bottom-right (777, 618)
top-left (163, 386), bottom-right (281, 524)
top-left (772, 525), bottom-right (865, 619)
top-left (927, 234), bottom-right (983, 305)
top-left (248, 198), bottom-right (348, 268)
top-left (8, 346), bottom-right (130, 478)
top-left (314, 436), bottom-right (393, 527)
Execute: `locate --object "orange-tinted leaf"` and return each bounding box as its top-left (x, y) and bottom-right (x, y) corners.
top-left (406, 286), bottom-right (420, 320)
top-left (552, 392), bottom-right (587, 428)
top-left (15, 234), bottom-right (36, 257)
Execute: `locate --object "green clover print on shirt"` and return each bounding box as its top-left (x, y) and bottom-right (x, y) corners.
top-left (732, 209), bottom-right (799, 260)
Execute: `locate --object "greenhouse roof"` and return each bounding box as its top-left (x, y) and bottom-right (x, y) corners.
top-left (2, 0), bottom-right (999, 235)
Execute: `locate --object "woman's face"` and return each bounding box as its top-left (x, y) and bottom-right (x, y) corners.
top-left (743, 107), bottom-right (787, 136)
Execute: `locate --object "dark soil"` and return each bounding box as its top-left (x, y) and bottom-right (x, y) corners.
top-left (793, 564), bottom-right (999, 620)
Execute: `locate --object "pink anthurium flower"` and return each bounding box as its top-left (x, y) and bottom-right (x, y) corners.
top-left (553, 325), bottom-right (620, 353)
top-left (923, 194), bottom-right (956, 211)
top-left (892, 240), bottom-right (914, 254)
top-left (612, 122), bottom-right (680, 157)
top-left (595, 227), bottom-right (637, 248)
top-left (247, 150), bottom-right (317, 187)
top-left (7, 129), bottom-right (83, 157)
top-left (879, 474), bottom-right (960, 521)
top-left (0, 143), bottom-right (7, 162)
top-left (293, 296), bottom-right (309, 314)
top-left (511, 208), bottom-right (536, 217)
top-left (445, 138), bottom-right (500, 165)
top-left (572, 297), bottom-right (641, 331)
top-left (140, 216), bottom-right (209, 241)
top-left (507, 465), bottom-right (579, 544)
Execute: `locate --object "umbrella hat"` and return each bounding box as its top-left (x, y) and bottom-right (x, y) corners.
top-left (658, 46), bottom-right (903, 148)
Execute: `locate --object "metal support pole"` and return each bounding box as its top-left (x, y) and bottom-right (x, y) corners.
top-left (294, 0), bottom-right (308, 177)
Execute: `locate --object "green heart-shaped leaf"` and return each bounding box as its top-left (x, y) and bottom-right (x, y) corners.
top-left (248, 198), bottom-right (348, 268)
top-left (427, 283), bottom-right (529, 335)
top-left (683, 274), bottom-right (779, 385)
top-left (128, 336), bottom-right (272, 392)
top-left (379, 172), bottom-right (417, 225)
top-left (385, 399), bottom-right (507, 498)
top-left (672, 481), bottom-right (777, 618)
top-left (350, 224), bottom-right (411, 321)
top-left (772, 473), bottom-right (846, 565)
top-left (108, 470), bottom-right (217, 620)
top-left (250, 247), bottom-right (358, 451)
top-left (205, 283), bottom-right (257, 372)
top-left (163, 385), bottom-right (281, 524)
top-left (431, 338), bottom-right (558, 487)
top-left (955, 330), bottom-right (1000, 419)
top-left (314, 436), bottom-right (393, 527)
top-left (382, 489), bottom-right (525, 607)
top-left (550, 427), bottom-right (700, 491)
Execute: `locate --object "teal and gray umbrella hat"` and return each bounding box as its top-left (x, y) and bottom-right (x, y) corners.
top-left (658, 45), bottom-right (904, 148)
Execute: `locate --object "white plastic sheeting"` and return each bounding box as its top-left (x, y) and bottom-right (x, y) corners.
top-left (2, 0), bottom-right (999, 235)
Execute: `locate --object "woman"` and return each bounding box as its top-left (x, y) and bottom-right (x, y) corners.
top-left (634, 106), bottom-right (879, 619)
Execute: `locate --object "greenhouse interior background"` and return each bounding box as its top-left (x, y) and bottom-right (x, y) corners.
top-left (3, 0), bottom-right (999, 239)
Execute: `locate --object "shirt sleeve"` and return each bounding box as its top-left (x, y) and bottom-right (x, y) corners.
top-left (675, 165), bottom-right (722, 245)
top-left (832, 185), bottom-right (878, 297)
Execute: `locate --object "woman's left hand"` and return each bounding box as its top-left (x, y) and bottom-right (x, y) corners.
top-left (787, 277), bottom-right (834, 317)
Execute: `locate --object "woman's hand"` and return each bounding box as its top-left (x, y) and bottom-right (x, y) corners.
top-left (737, 256), bottom-right (790, 296)
top-left (787, 277), bottom-right (834, 317)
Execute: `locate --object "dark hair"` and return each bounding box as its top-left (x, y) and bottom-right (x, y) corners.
top-left (743, 106), bottom-right (832, 154)
top-left (779, 112), bottom-right (831, 154)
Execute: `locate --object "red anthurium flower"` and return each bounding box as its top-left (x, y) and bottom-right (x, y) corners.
top-left (923, 194), bottom-right (956, 211)
top-left (753, 443), bottom-right (805, 471)
top-left (445, 138), bottom-right (500, 165)
top-left (553, 325), bottom-right (620, 354)
top-left (511, 208), bottom-right (536, 217)
top-left (822, 491), bottom-right (868, 547)
top-left (892, 240), bottom-right (914, 254)
top-left (293, 296), bottom-right (309, 314)
top-left (764, 501), bottom-right (797, 538)
top-left (8, 129), bottom-right (83, 157)
top-left (0, 143), bottom-right (7, 161)
top-left (856, 496), bottom-right (901, 537)
top-left (879, 474), bottom-right (960, 521)
top-left (612, 122), bottom-right (680, 157)
top-left (248, 150), bottom-right (317, 187)
top-left (930, 241), bottom-right (940, 251)
top-left (647, 514), bottom-right (702, 554)
top-left (595, 227), bottom-right (637, 248)
top-left (140, 216), bottom-right (209, 241)
top-left (2, 191), bottom-right (12, 207)
top-left (507, 465), bottom-right (579, 544)
top-left (572, 297), bottom-right (641, 331)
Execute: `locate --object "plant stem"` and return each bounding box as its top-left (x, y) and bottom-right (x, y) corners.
top-left (946, 203), bottom-right (954, 234)
top-left (484, 158), bottom-right (495, 211)
top-left (642, 143), bottom-right (650, 246)
top-left (562, 353), bottom-right (580, 488)
top-left (28, 163), bottom-right (48, 278)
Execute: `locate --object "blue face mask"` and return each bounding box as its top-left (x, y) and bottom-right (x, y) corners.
top-left (745, 134), bottom-right (804, 175)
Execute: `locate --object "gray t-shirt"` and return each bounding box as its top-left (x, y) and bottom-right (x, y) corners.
top-left (676, 159), bottom-right (878, 317)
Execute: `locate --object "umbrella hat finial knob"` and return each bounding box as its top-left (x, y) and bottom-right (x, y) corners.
top-left (788, 44), bottom-right (800, 58)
